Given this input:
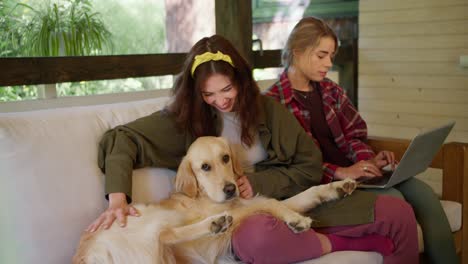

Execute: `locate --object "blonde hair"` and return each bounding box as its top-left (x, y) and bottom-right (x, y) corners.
top-left (282, 17), bottom-right (338, 68)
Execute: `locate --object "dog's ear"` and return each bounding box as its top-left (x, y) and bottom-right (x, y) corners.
top-left (229, 143), bottom-right (244, 178)
top-left (174, 156), bottom-right (198, 198)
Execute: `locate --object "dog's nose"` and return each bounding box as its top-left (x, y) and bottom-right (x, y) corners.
top-left (223, 183), bottom-right (236, 199)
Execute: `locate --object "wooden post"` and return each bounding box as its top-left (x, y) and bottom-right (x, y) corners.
top-left (215, 0), bottom-right (253, 65)
top-left (37, 84), bottom-right (57, 99)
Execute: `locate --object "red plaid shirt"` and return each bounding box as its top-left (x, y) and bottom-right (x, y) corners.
top-left (264, 71), bottom-right (375, 183)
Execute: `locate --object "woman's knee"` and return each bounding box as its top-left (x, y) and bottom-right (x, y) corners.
top-left (232, 214), bottom-right (280, 255)
top-left (232, 214), bottom-right (322, 263)
top-left (376, 195), bottom-right (417, 228)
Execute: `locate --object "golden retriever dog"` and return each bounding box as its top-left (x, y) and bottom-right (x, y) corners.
top-left (73, 136), bottom-right (357, 264)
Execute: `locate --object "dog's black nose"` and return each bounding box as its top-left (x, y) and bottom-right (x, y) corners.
top-left (223, 183), bottom-right (236, 199)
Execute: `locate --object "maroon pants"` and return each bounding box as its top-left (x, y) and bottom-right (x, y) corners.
top-left (232, 195), bottom-right (418, 264)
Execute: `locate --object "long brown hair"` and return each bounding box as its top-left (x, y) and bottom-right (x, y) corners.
top-left (282, 17), bottom-right (338, 68)
top-left (168, 35), bottom-right (261, 147)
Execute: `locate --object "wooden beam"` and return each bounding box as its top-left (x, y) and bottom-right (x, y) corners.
top-left (253, 50), bottom-right (281, 69)
top-left (0, 46), bottom-right (355, 87)
top-left (0, 54), bottom-right (186, 86)
top-left (215, 0), bottom-right (253, 64)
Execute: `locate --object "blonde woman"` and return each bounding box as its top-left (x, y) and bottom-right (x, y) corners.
top-left (265, 17), bottom-right (457, 264)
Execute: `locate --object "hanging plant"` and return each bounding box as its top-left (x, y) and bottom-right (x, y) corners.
top-left (20, 0), bottom-right (112, 56)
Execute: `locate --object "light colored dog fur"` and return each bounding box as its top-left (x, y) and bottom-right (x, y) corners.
top-left (73, 136), bottom-right (357, 264)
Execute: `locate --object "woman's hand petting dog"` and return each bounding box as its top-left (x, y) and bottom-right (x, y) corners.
top-left (236, 175), bottom-right (254, 199)
top-left (85, 192), bottom-right (140, 232)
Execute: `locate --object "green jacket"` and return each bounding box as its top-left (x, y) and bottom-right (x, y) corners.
top-left (98, 95), bottom-right (376, 226)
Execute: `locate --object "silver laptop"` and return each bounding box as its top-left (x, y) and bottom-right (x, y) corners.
top-left (358, 121), bottom-right (455, 189)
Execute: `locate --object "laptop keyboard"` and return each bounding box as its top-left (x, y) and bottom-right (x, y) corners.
top-left (359, 170), bottom-right (393, 186)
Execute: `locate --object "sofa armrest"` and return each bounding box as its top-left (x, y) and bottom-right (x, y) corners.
top-left (443, 142), bottom-right (468, 264)
top-left (367, 136), bottom-right (468, 264)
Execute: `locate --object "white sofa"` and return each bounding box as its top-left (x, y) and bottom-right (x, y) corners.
top-left (0, 97), bottom-right (464, 264)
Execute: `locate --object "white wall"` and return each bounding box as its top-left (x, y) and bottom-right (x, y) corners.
top-left (359, 0), bottom-right (468, 143)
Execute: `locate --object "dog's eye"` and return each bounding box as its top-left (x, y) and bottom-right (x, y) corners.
top-left (222, 154), bottom-right (230, 163)
top-left (201, 163), bottom-right (211, 171)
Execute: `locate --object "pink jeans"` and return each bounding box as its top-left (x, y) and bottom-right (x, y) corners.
top-left (232, 195), bottom-right (418, 264)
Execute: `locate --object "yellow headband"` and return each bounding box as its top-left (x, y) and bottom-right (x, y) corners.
top-left (191, 51), bottom-right (235, 77)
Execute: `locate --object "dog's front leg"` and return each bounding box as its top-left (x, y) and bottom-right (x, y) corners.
top-left (282, 178), bottom-right (357, 213)
top-left (159, 212), bottom-right (233, 245)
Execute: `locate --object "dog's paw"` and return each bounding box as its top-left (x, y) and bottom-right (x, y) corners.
top-left (335, 178), bottom-right (357, 197)
top-left (209, 212), bottom-right (233, 234)
top-left (285, 214), bottom-right (312, 234)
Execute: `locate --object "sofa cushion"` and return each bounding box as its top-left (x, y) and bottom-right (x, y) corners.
top-left (297, 251), bottom-right (382, 264)
top-left (441, 200), bottom-right (462, 232)
top-left (0, 98), bottom-right (172, 264)
top-left (0, 97), bottom-right (461, 264)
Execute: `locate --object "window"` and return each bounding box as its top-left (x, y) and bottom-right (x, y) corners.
top-left (0, 1), bottom-right (358, 106)
top-left (0, 0), bottom-right (215, 101)
top-left (251, 0), bottom-right (358, 104)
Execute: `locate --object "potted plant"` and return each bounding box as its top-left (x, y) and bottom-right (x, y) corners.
top-left (20, 0), bottom-right (112, 56)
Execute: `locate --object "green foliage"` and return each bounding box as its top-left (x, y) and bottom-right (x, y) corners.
top-left (1, 0), bottom-right (112, 57)
top-left (56, 76), bottom-right (173, 97)
top-left (0, 0), bottom-right (169, 57)
top-left (0, 85), bottom-right (37, 101)
top-left (0, 0), bottom-right (169, 102)
top-left (92, 0), bottom-right (166, 54)
top-left (0, 0), bottom-right (114, 102)
top-left (21, 0), bottom-right (112, 56)
top-left (0, 0), bottom-right (28, 56)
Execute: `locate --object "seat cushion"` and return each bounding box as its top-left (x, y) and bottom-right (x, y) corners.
top-left (441, 200), bottom-right (462, 232)
top-left (0, 97), bottom-right (462, 264)
top-left (297, 251), bottom-right (382, 264)
top-left (0, 98), bottom-right (173, 264)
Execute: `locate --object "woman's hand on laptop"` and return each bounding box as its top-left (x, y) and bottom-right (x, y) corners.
top-left (335, 160), bottom-right (382, 180)
top-left (371, 150), bottom-right (397, 170)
